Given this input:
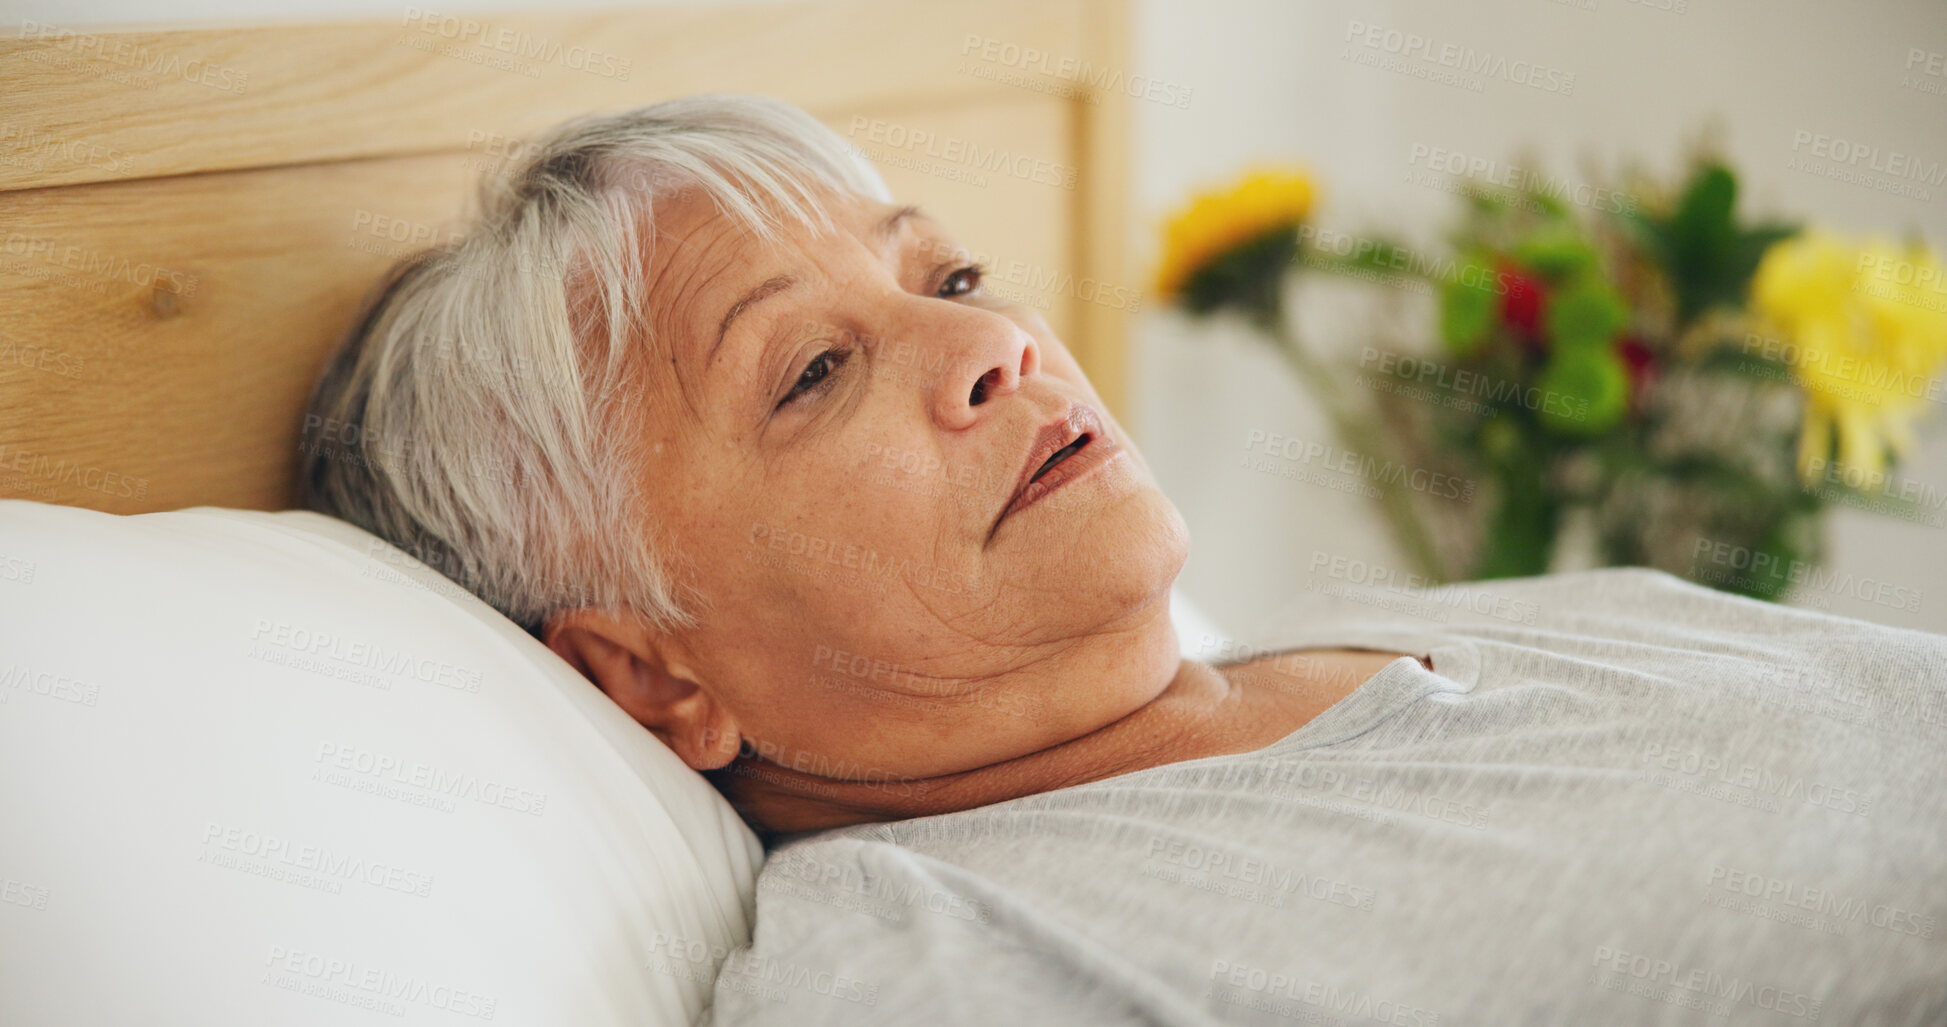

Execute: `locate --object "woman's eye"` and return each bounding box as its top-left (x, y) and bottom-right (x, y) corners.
top-left (938, 262), bottom-right (985, 298)
top-left (777, 348), bottom-right (849, 409)
top-left (770, 265), bottom-right (980, 412)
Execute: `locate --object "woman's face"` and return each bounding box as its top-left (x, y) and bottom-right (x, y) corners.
top-left (555, 185), bottom-right (1188, 784)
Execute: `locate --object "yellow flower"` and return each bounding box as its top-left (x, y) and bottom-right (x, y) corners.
top-left (1750, 232), bottom-right (1947, 487)
top-left (1154, 167), bottom-right (1316, 300)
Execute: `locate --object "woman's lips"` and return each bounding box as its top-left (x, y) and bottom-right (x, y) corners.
top-left (993, 429), bottom-right (1120, 531)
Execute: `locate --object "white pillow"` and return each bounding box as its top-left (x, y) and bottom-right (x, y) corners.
top-left (0, 501), bottom-right (761, 1026)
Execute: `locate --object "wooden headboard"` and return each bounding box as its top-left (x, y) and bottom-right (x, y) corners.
top-left (0, 0), bottom-right (1133, 514)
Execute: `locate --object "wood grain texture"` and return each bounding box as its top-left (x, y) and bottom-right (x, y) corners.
top-left (0, 154), bottom-right (479, 512)
top-left (0, 0), bottom-right (1137, 514)
top-left (0, 0), bottom-right (1085, 191)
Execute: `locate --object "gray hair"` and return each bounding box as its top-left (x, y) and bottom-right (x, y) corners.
top-left (300, 93), bottom-right (893, 638)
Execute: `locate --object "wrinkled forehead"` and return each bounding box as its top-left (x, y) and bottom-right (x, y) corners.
top-left (637, 186), bottom-right (906, 403)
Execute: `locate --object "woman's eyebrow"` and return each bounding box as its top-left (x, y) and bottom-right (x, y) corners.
top-left (705, 204), bottom-right (926, 371)
top-left (709, 274), bottom-right (798, 371)
top-left (877, 204), bottom-right (923, 250)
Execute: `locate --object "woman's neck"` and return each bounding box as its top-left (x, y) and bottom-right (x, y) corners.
top-left (710, 647), bottom-right (1417, 835)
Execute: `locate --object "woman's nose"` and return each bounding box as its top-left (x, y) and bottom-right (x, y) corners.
top-left (928, 309), bottom-right (1040, 429)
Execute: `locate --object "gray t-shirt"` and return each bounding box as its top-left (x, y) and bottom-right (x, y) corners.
top-left (694, 568), bottom-right (1947, 1026)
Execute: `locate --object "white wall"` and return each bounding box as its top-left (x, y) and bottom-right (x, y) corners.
top-left (11, 0), bottom-right (1944, 633)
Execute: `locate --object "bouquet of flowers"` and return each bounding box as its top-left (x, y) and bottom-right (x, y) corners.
top-left (1156, 157), bottom-right (1947, 599)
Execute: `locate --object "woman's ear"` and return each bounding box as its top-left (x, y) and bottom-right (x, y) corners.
top-left (542, 609), bottom-right (743, 770)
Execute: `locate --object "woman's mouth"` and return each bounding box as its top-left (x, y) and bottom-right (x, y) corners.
top-left (991, 403), bottom-right (1121, 538)
top-left (1035, 436), bottom-right (1090, 479)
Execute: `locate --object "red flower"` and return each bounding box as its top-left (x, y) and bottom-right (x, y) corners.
top-left (1499, 262), bottom-right (1548, 347)
top-left (1617, 336), bottom-right (1656, 409)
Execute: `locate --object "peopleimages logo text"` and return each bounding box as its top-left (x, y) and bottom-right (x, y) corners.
top-left (1343, 20), bottom-right (1575, 94)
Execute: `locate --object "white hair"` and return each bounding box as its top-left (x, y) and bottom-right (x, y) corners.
top-left (300, 93), bottom-right (894, 638)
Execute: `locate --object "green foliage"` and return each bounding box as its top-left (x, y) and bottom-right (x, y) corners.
top-left (1536, 348), bottom-right (1629, 435)
top-left (1474, 423), bottom-right (1559, 579)
top-left (1544, 276), bottom-right (1630, 351)
top-left (1629, 162), bottom-right (1799, 325)
top-left (1440, 268), bottom-right (1497, 355)
top-left (1309, 237), bottom-right (1419, 276)
top-left (1512, 224), bottom-right (1597, 279)
top-left (1177, 226), bottom-right (1301, 331)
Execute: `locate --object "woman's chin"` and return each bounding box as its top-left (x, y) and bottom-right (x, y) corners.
top-left (990, 479), bottom-right (1188, 613)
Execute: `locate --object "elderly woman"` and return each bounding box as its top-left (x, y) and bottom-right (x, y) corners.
top-left (301, 95), bottom-right (1947, 1025)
